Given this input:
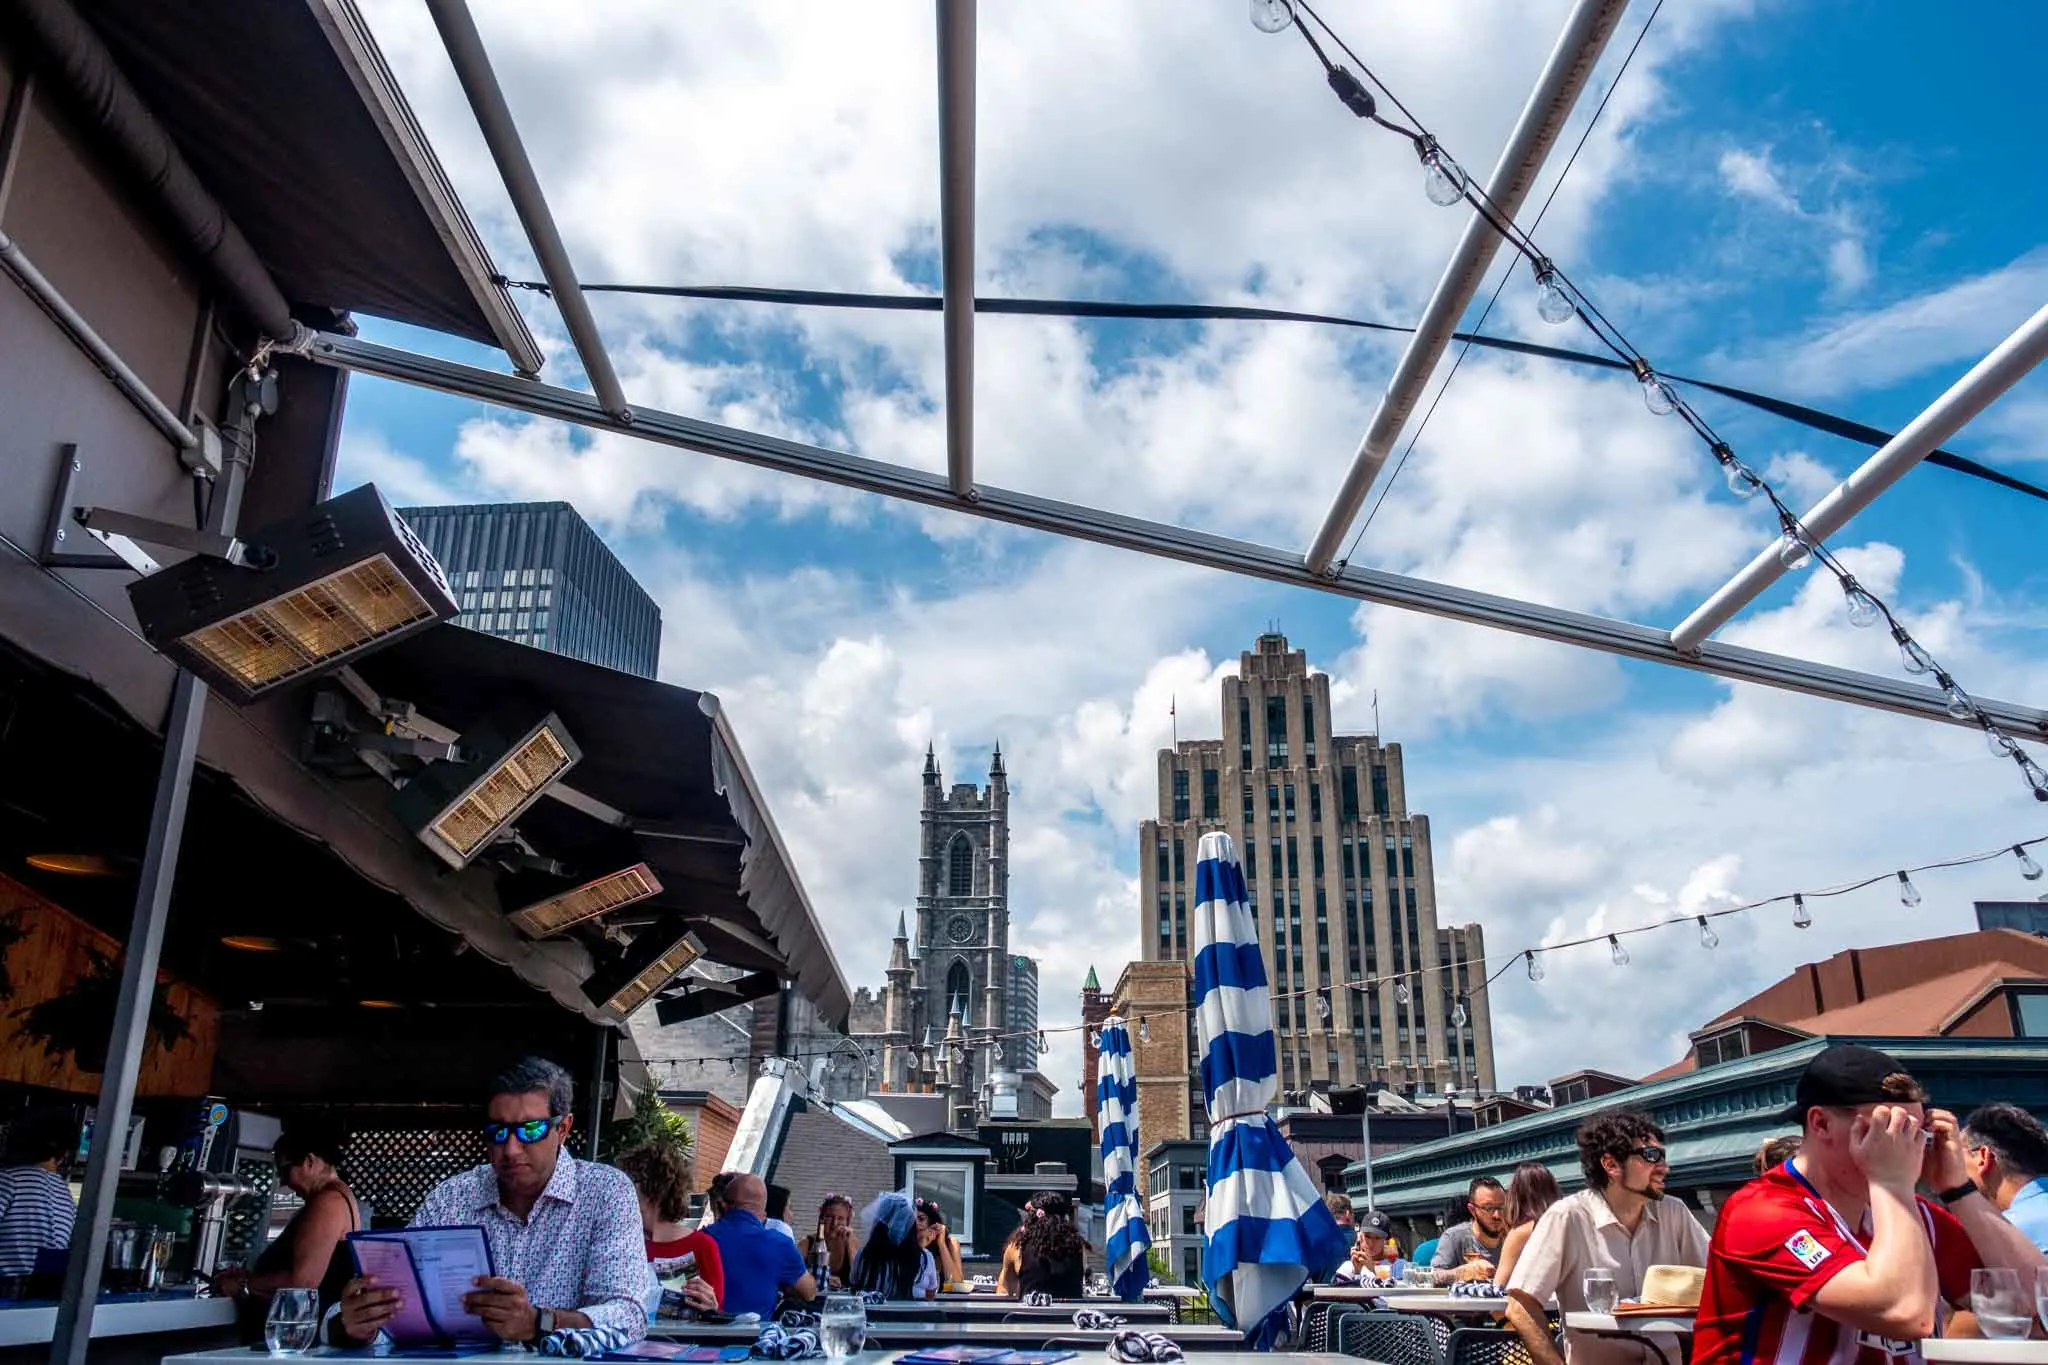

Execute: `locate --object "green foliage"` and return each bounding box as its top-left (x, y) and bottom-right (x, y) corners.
top-left (605, 1087), bottom-right (692, 1162)
top-left (1146, 1247), bottom-right (1172, 1281)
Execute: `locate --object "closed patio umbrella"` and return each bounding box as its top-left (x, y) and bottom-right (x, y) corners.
top-left (1097, 1015), bottom-right (1152, 1301)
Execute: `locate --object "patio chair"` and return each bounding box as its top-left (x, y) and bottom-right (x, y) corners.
top-left (1337, 1309), bottom-right (1441, 1365)
top-left (1444, 1327), bottom-right (1534, 1365)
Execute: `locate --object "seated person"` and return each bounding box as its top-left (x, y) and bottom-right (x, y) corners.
top-left (612, 1144), bottom-right (722, 1317)
top-left (334, 1057), bottom-right (651, 1348)
top-left (800, 1194), bottom-right (855, 1289)
top-left (997, 1191), bottom-right (1086, 1299)
top-left (0, 1109), bottom-right (78, 1279)
top-left (1697, 1046), bottom-right (2045, 1365)
top-left (1334, 1211), bottom-right (1395, 1285)
top-left (915, 1198), bottom-right (965, 1286)
top-left (214, 1121), bottom-right (362, 1337)
top-left (850, 1192), bottom-right (939, 1300)
top-left (701, 1173), bottom-right (815, 1318)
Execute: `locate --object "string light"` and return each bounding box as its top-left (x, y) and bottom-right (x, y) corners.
top-left (2019, 846), bottom-right (2045, 881)
top-left (1450, 997), bottom-right (1469, 1028)
top-left (1696, 916), bottom-right (1719, 950)
top-left (1896, 871), bottom-right (1922, 908)
top-left (1138, 1017), bottom-right (1152, 1043)
top-left (1524, 951), bottom-right (1543, 982)
top-left (1792, 894), bottom-right (1812, 929)
top-left (1089, 1029), bottom-right (1103, 1048)
top-left (1608, 935), bottom-right (1630, 967)
top-left (1248, 0), bottom-right (1295, 34)
top-left (1394, 979), bottom-right (1412, 1005)
top-left (1274, 0), bottom-right (2046, 803)
top-left (1316, 988), bottom-right (1332, 1020)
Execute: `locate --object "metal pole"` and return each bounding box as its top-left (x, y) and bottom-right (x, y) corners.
top-left (1304, 0), bottom-right (1629, 576)
top-left (51, 671), bottom-right (207, 1365)
top-left (1360, 1096), bottom-right (1376, 1210)
top-left (935, 0), bottom-right (977, 499)
top-left (586, 1026), bottom-right (610, 1156)
top-left (1670, 300), bottom-right (2048, 652)
top-left (303, 331), bottom-right (2048, 742)
top-left (424, 0), bottom-right (630, 420)
top-left (51, 372), bottom-right (265, 1365)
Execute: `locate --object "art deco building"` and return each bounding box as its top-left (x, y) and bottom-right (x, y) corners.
top-left (1138, 633), bottom-right (1495, 1098)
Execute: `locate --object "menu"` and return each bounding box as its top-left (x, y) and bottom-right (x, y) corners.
top-left (346, 1225), bottom-right (498, 1346)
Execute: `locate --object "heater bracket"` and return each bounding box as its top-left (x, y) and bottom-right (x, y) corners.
top-left (73, 506), bottom-right (271, 569)
top-left (38, 445), bottom-right (161, 574)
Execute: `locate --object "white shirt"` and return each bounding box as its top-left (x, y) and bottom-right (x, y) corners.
top-left (1505, 1187), bottom-right (1710, 1365)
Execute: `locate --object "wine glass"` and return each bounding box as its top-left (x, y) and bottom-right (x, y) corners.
top-left (820, 1293), bottom-right (867, 1361)
top-left (1973, 1268), bottom-right (2031, 1340)
top-left (264, 1288), bottom-right (319, 1356)
top-left (1582, 1269), bottom-right (1619, 1315)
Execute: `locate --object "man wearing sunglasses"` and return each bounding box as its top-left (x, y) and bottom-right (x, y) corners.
top-left (1504, 1110), bottom-right (1708, 1365)
top-left (332, 1056), bottom-right (652, 1349)
top-left (1695, 1044), bottom-right (2045, 1365)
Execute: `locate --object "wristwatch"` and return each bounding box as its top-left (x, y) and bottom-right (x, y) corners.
top-left (531, 1308), bottom-right (557, 1343)
top-left (1937, 1182), bottom-right (1980, 1205)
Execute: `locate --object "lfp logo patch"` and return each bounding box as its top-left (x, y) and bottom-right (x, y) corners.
top-left (1784, 1230), bottom-right (1830, 1270)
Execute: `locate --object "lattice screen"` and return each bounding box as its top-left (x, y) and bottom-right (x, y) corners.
top-left (343, 1128), bottom-right (489, 1227)
top-left (222, 1153), bottom-right (279, 1264)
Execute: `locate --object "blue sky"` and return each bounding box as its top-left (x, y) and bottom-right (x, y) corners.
top-left (342, 0), bottom-right (2047, 1109)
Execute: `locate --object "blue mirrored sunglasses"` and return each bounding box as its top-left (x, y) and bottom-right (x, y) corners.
top-left (484, 1116), bottom-right (559, 1146)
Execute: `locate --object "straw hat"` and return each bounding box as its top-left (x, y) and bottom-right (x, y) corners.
top-left (1636, 1265), bottom-right (1704, 1309)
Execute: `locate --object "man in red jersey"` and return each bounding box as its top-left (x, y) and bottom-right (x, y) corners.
top-left (1695, 1044), bottom-right (2045, 1365)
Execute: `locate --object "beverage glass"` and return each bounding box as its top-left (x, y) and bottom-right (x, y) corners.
top-left (820, 1293), bottom-right (867, 1361)
top-left (2034, 1266), bottom-right (2048, 1338)
top-left (1582, 1269), bottom-right (1619, 1315)
top-left (1974, 1268), bottom-right (2031, 1340)
top-left (264, 1288), bottom-right (319, 1356)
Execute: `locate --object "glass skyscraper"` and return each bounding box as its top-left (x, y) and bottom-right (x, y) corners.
top-left (399, 501), bottom-right (660, 678)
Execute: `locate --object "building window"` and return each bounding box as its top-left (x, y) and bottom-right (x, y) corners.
top-left (1245, 843), bottom-right (1256, 878)
top-left (1303, 696), bottom-right (1318, 768)
top-left (1172, 769), bottom-right (1190, 821)
top-left (522, 567), bottom-right (538, 586)
top-left (541, 568), bottom-right (555, 586)
top-left (1310, 782), bottom-right (1323, 824)
top-left (1265, 695), bottom-right (1289, 764)
top-left (1286, 839), bottom-right (1299, 879)
top-left (1267, 785), bottom-right (1280, 820)
top-left (1283, 784), bottom-right (1296, 817)
top-left (1371, 764), bottom-right (1390, 816)
top-left (1202, 769), bottom-right (1220, 819)
top-left (1156, 838), bottom-right (1170, 885)
top-left (1313, 837), bottom-right (1325, 877)
top-left (1341, 768), bottom-right (1360, 820)
top-left (1239, 696), bottom-right (1252, 769)
top-left (1242, 784), bottom-right (1254, 822)
top-left (948, 836), bottom-right (974, 896)
top-left (945, 960), bottom-right (972, 1024)
top-left (516, 611), bottom-right (531, 630)
top-left (1401, 836), bottom-right (1415, 880)
top-left (481, 590), bottom-right (498, 608)
top-left (503, 569), bottom-right (519, 586)
top-left (2017, 993), bottom-right (2048, 1037)
top-left (1173, 838), bottom-right (1184, 882)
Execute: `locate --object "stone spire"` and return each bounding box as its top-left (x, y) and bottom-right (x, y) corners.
top-left (989, 741), bottom-right (1005, 780)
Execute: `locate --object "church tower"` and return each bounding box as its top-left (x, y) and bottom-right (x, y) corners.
top-left (914, 742), bottom-right (1010, 1116)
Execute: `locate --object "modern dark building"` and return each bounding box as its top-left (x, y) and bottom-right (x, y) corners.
top-left (399, 502), bottom-right (661, 678)
top-left (1979, 900), bottom-right (2048, 937)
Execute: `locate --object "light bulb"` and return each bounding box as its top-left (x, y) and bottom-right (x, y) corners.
top-left (2018, 846), bottom-right (2045, 882)
top-left (1639, 371), bottom-right (1677, 416)
top-left (1792, 894), bottom-right (1811, 929)
top-left (1777, 531), bottom-right (1811, 572)
top-left (1896, 872), bottom-right (1922, 908)
top-left (1714, 445), bottom-right (1759, 500)
top-left (1533, 260), bottom-right (1574, 325)
top-left (1316, 990), bottom-right (1332, 1020)
top-left (1089, 1029), bottom-right (1102, 1048)
top-left (1608, 935), bottom-right (1629, 967)
top-left (1987, 725), bottom-right (2019, 759)
top-left (1842, 580), bottom-right (1881, 628)
top-left (1394, 979), bottom-right (1412, 1005)
top-left (1896, 632), bottom-right (1935, 676)
top-left (1249, 0), bottom-right (1295, 33)
top-left (1451, 998), bottom-right (1468, 1028)
top-left (1942, 682), bottom-right (1974, 722)
top-left (1697, 916), bottom-right (1719, 950)
top-left (1525, 951), bottom-right (1544, 982)
top-left (1419, 137), bottom-right (1467, 207)
top-left (1039, 1030), bottom-right (1048, 1051)
top-left (1138, 1017), bottom-right (1151, 1043)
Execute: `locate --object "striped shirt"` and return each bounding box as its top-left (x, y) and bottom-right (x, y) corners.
top-left (1694, 1162), bottom-right (1976, 1365)
top-left (0, 1165), bottom-right (76, 1276)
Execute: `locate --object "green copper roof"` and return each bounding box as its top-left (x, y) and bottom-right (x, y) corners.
top-left (1084, 965), bottom-right (1100, 991)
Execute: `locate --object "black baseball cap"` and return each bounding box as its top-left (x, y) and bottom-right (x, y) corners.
top-left (1784, 1043), bottom-right (1923, 1122)
top-left (1359, 1210), bottom-right (1393, 1236)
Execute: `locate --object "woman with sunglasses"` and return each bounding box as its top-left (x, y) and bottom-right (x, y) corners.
top-left (215, 1120), bottom-right (361, 1339)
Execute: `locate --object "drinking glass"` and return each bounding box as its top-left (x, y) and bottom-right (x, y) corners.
top-left (1973, 1268), bottom-right (2031, 1340)
top-left (2034, 1266), bottom-right (2048, 1339)
top-left (820, 1293), bottom-right (867, 1361)
top-left (264, 1288), bottom-right (319, 1356)
top-left (1582, 1269), bottom-right (1619, 1315)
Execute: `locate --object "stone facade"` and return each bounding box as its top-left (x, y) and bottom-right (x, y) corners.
top-left (1139, 633), bottom-right (1495, 1098)
top-left (1109, 959), bottom-right (1201, 1194)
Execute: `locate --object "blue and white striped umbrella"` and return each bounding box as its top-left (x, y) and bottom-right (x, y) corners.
top-left (1193, 831), bottom-right (1348, 1337)
top-left (1096, 1016), bottom-right (1151, 1302)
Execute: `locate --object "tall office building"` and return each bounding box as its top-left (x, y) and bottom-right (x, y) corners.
top-left (399, 502), bottom-right (661, 678)
top-left (1139, 633), bottom-right (1495, 1098)
top-left (1006, 955), bottom-right (1041, 1068)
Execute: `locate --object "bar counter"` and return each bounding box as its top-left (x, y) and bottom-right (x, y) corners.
top-left (0, 1294), bottom-right (237, 1364)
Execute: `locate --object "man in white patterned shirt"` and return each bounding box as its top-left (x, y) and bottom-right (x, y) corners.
top-left (335, 1057), bottom-right (652, 1348)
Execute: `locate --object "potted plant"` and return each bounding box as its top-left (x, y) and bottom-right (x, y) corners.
top-left (14, 948), bottom-right (191, 1074)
